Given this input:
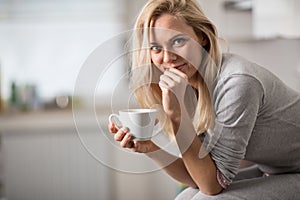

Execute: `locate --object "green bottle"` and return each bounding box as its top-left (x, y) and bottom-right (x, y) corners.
top-left (10, 81), bottom-right (18, 108)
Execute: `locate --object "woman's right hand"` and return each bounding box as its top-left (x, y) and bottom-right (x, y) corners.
top-left (159, 68), bottom-right (189, 121)
top-left (108, 122), bottom-right (159, 153)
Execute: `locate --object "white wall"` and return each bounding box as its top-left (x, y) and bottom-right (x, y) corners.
top-left (0, 0), bottom-right (126, 101)
top-left (229, 39), bottom-right (300, 93)
top-left (253, 0), bottom-right (300, 38)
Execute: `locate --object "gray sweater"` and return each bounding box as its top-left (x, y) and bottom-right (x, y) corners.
top-left (201, 53), bottom-right (300, 185)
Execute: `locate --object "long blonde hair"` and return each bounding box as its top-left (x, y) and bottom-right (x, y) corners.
top-left (130, 0), bottom-right (222, 136)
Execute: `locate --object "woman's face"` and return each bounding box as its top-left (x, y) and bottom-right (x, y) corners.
top-left (150, 13), bottom-right (206, 83)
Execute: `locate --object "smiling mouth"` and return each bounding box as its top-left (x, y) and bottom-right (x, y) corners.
top-left (162, 64), bottom-right (187, 71)
top-left (174, 64), bottom-right (186, 70)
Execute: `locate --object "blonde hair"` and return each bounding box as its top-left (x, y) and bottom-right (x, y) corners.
top-left (130, 0), bottom-right (222, 136)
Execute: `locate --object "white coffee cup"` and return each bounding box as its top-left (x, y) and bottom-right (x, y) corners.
top-left (109, 109), bottom-right (157, 141)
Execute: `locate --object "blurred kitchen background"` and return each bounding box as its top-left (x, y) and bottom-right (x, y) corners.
top-left (0, 0), bottom-right (299, 200)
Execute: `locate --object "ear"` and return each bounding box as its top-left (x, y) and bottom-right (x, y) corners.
top-left (199, 35), bottom-right (208, 46)
top-left (196, 30), bottom-right (208, 46)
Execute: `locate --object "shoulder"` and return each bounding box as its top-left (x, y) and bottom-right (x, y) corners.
top-left (213, 73), bottom-right (264, 110)
top-left (219, 53), bottom-right (263, 78)
top-left (215, 54), bottom-right (264, 94)
top-left (213, 54), bottom-right (265, 113)
top-left (214, 53), bottom-right (267, 97)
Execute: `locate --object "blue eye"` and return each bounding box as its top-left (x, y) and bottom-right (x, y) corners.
top-left (150, 45), bottom-right (162, 52)
top-left (173, 38), bottom-right (187, 46)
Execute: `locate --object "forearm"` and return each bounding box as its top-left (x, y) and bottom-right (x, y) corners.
top-left (179, 136), bottom-right (222, 195)
top-left (172, 109), bottom-right (223, 195)
top-left (146, 144), bottom-right (197, 188)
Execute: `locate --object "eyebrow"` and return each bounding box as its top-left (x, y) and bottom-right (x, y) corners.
top-left (150, 33), bottom-right (187, 45)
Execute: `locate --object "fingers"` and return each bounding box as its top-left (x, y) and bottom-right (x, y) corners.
top-left (159, 68), bottom-right (188, 89)
top-left (108, 122), bottom-right (119, 133)
top-left (120, 132), bottom-right (134, 148)
top-left (160, 71), bottom-right (179, 86)
top-left (111, 126), bottom-right (135, 149)
top-left (159, 79), bottom-right (169, 92)
top-left (159, 72), bottom-right (176, 92)
top-left (163, 70), bottom-right (181, 83)
top-left (168, 67), bottom-right (188, 79)
top-left (114, 127), bottom-right (129, 141)
top-left (164, 68), bottom-right (188, 81)
top-left (108, 122), bottom-right (152, 152)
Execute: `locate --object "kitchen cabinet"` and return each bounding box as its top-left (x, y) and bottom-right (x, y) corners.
top-left (199, 0), bottom-right (300, 40)
top-left (253, 0), bottom-right (300, 38)
top-left (0, 110), bottom-right (112, 200)
top-left (0, 110), bottom-right (177, 200)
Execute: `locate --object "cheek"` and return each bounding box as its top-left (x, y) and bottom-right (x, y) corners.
top-left (186, 60), bottom-right (200, 78)
top-left (176, 46), bottom-right (201, 68)
top-left (188, 46), bottom-right (202, 68)
top-left (150, 54), bottom-right (164, 71)
top-left (186, 64), bottom-right (198, 78)
top-left (150, 53), bottom-right (161, 65)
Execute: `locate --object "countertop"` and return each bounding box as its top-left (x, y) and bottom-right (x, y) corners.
top-left (0, 108), bottom-right (111, 133)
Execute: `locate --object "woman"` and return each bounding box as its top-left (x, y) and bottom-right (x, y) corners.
top-left (108, 0), bottom-right (300, 199)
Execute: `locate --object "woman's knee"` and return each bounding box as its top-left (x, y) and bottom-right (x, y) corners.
top-left (175, 187), bottom-right (222, 200)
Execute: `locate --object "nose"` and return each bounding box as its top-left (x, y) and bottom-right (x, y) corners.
top-left (163, 49), bottom-right (177, 64)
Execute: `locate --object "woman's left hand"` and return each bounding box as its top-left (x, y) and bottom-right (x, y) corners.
top-left (108, 122), bottom-right (158, 153)
top-left (159, 68), bottom-right (189, 120)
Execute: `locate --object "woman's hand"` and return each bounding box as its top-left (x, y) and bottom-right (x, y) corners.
top-left (108, 122), bottom-right (157, 153)
top-left (159, 68), bottom-right (189, 120)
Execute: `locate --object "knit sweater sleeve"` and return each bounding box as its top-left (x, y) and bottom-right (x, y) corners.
top-left (202, 74), bottom-right (264, 187)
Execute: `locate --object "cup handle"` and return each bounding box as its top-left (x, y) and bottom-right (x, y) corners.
top-left (153, 119), bottom-right (163, 135)
top-left (109, 114), bottom-right (122, 130)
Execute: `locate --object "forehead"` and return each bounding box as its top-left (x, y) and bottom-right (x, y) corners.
top-left (150, 13), bottom-right (197, 41)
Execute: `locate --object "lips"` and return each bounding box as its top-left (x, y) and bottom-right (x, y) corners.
top-left (162, 63), bottom-right (187, 71)
top-left (174, 64), bottom-right (186, 71)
